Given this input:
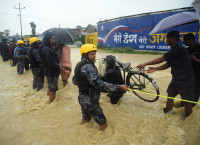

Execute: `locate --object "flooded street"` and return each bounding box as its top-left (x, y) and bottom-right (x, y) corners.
top-left (0, 47), bottom-right (200, 145)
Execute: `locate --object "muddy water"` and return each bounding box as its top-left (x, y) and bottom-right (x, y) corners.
top-left (0, 48), bottom-right (199, 145)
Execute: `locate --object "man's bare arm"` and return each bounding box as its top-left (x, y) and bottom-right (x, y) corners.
top-left (137, 56), bottom-right (166, 68)
top-left (146, 63), bottom-right (169, 73)
top-left (191, 55), bottom-right (200, 63)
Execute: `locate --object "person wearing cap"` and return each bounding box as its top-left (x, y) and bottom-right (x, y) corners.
top-left (73, 44), bottom-right (129, 131)
top-left (28, 37), bottom-right (44, 91)
top-left (23, 40), bottom-right (31, 71)
top-left (101, 55), bottom-right (125, 104)
top-left (14, 40), bottom-right (28, 75)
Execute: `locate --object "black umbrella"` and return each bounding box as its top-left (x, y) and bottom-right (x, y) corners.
top-left (39, 28), bottom-right (75, 44)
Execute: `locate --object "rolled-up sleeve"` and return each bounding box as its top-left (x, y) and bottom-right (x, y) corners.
top-left (163, 50), bottom-right (172, 66)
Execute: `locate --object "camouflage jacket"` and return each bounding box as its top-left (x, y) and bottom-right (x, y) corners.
top-left (73, 60), bottom-right (119, 104)
top-left (15, 46), bottom-right (26, 61)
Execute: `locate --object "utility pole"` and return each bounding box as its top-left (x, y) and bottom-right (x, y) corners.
top-left (14, 3), bottom-right (25, 39)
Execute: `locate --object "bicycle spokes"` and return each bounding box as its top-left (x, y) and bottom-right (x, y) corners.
top-left (126, 72), bottom-right (159, 102)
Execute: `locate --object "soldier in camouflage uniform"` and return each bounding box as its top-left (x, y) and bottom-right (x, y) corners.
top-left (28, 37), bottom-right (44, 91)
top-left (73, 44), bottom-right (129, 131)
top-left (14, 40), bottom-right (28, 75)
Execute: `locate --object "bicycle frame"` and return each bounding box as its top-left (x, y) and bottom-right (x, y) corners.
top-left (122, 66), bottom-right (144, 84)
top-left (98, 56), bottom-right (160, 102)
top-left (98, 57), bottom-right (145, 85)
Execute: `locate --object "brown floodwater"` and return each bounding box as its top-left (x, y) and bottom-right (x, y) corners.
top-left (0, 48), bottom-right (199, 145)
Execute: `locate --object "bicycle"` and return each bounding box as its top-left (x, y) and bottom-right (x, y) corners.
top-left (98, 56), bottom-right (160, 102)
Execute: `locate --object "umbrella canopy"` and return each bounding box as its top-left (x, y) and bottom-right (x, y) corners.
top-left (149, 12), bottom-right (199, 34)
top-left (39, 28), bottom-right (75, 44)
top-left (193, 0), bottom-right (200, 24)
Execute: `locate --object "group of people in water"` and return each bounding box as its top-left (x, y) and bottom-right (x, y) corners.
top-left (0, 30), bottom-right (200, 131)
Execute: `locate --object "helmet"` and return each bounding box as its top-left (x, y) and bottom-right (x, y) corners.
top-left (30, 37), bottom-right (40, 44)
top-left (105, 55), bottom-right (115, 67)
top-left (17, 40), bottom-right (24, 45)
top-left (80, 44), bottom-right (97, 56)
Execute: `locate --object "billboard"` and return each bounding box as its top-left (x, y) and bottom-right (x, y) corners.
top-left (98, 8), bottom-right (200, 51)
top-left (85, 32), bottom-right (98, 47)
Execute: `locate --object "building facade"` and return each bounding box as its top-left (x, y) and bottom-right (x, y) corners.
top-left (97, 7), bottom-right (200, 51)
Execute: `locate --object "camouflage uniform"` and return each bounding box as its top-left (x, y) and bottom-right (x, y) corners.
top-left (73, 60), bottom-right (119, 125)
top-left (46, 76), bottom-right (58, 92)
top-left (29, 48), bottom-right (44, 91)
top-left (15, 46), bottom-right (27, 75)
top-left (17, 61), bottom-right (25, 74)
top-left (32, 68), bottom-right (44, 91)
top-left (24, 47), bottom-right (30, 71)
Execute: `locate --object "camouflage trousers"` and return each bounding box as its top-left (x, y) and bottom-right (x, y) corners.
top-left (17, 61), bottom-right (25, 75)
top-left (12, 57), bottom-right (17, 67)
top-left (24, 58), bottom-right (29, 71)
top-left (46, 76), bottom-right (58, 92)
top-left (32, 68), bottom-right (44, 91)
top-left (78, 94), bottom-right (107, 125)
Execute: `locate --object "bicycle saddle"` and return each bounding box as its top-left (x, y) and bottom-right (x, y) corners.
top-left (116, 60), bottom-right (131, 70)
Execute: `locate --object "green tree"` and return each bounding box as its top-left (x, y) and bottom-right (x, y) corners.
top-left (0, 32), bottom-right (5, 38)
top-left (30, 22), bottom-right (36, 36)
top-left (4, 29), bottom-right (10, 37)
top-left (15, 33), bottom-right (20, 39)
top-left (76, 25), bottom-right (84, 32)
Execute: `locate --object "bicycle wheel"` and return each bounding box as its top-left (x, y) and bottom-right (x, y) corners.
top-left (126, 72), bottom-right (160, 102)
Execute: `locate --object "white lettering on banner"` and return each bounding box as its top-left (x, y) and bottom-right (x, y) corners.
top-left (140, 45), bottom-right (170, 50)
top-left (139, 36), bottom-right (147, 44)
top-left (101, 25), bottom-right (104, 31)
top-left (129, 34), bottom-right (137, 44)
top-left (113, 32), bottom-right (170, 50)
top-left (114, 33), bottom-right (122, 43)
top-left (146, 45), bottom-right (156, 49)
top-left (157, 46), bottom-right (170, 50)
top-left (114, 32), bottom-right (138, 44)
top-left (139, 45), bottom-right (145, 49)
top-left (123, 33), bottom-right (129, 43)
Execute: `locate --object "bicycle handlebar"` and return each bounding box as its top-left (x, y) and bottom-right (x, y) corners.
top-left (96, 57), bottom-right (145, 72)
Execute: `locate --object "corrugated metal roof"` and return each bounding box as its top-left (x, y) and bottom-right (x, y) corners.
top-left (92, 25), bottom-right (97, 29)
top-left (97, 7), bottom-right (194, 24)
